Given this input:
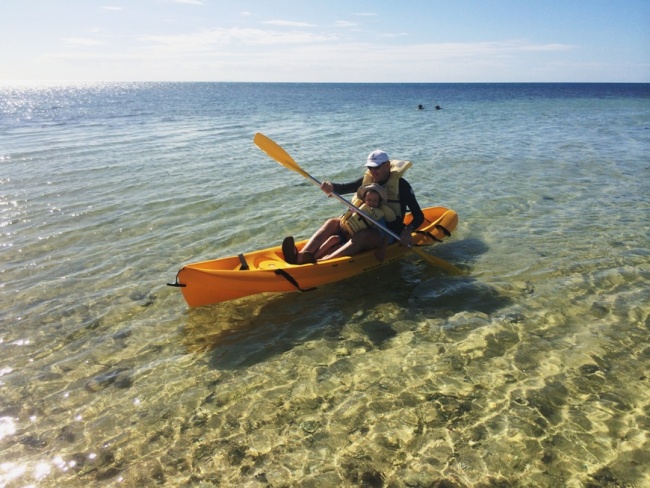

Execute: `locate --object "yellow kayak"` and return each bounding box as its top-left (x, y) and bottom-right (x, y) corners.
top-left (169, 206), bottom-right (458, 307)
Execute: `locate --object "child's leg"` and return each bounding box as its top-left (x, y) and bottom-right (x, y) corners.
top-left (315, 235), bottom-right (342, 260)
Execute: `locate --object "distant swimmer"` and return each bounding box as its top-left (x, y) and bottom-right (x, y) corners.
top-left (435, 105), bottom-right (442, 110)
top-left (417, 104), bottom-right (424, 110)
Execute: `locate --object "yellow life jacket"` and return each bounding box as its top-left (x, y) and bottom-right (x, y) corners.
top-left (340, 203), bottom-right (396, 236)
top-left (360, 160), bottom-right (412, 219)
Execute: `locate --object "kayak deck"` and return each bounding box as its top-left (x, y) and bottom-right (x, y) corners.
top-left (170, 206), bottom-right (458, 307)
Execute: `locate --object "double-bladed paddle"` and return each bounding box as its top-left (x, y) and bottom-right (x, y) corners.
top-left (254, 132), bottom-right (464, 275)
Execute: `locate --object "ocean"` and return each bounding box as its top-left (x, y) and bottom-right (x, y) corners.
top-left (1, 82), bottom-right (649, 487)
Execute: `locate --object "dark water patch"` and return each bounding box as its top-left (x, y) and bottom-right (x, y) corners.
top-left (585, 459), bottom-right (650, 488)
top-left (441, 237), bottom-right (489, 267)
top-left (418, 279), bottom-right (513, 316)
top-left (512, 346), bottom-right (540, 372)
top-left (483, 329), bottom-right (521, 359)
top-left (425, 392), bottom-right (473, 426)
top-left (361, 321), bottom-right (397, 347)
top-left (525, 380), bottom-right (569, 425)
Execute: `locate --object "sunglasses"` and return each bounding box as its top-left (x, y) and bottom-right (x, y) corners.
top-left (368, 162), bottom-right (386, 170)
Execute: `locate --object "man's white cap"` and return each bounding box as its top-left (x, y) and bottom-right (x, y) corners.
top-left (365, 150), bottom-right (389, 168)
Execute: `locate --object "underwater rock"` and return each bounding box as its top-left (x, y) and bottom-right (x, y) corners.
top-left (341, 459), bottom-right (385, 488)
top-left (227, 444), bottom-right (247, 465)
top-left (68, 453), bottom-right (87, 470)
top-left (501, 312), bottom-right (526, 324)
top-left (56, 425), bottom-right (76, 443)
top-left (19, 435), bottom-right (47, 449)
top-left (85, 368), bottom-right (130, 392)
top-left (483, 329), bottom-right (520, 358)
top-left (431, 481), bottom-right (463, 488)
top-left (590, 301), bottom-right (610, 317)
top-left (129, 290), bottom-right (156, 307)
top-left (114, 374), bottom-right (133, 389)
top-left (587, 467), bottom-right (622, 487)
top-left (526, 380), bottom-right (569, 425)
top-left (112, 328), bottom-right (132, 340)
top-left (524, 281), bottom-right (535, 295)
top-left (300, 420), bottom-right (319, 434)
top-left (95, 466), bottom-right (121, 481)
top-left (579, 364), bottom-right (600, 375)
top-left (361, 470), bottom-right (384, 487)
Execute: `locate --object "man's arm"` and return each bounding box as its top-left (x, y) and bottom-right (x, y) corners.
top-left (391, 179), bottom-right (424, 247)
top-left (399, 179), bottom-right (425, 230)
top-left (332, 177), bottom-right (364, 195)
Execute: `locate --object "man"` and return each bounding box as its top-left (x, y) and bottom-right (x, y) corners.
top-left (283, 149), bottom-right (424, 264)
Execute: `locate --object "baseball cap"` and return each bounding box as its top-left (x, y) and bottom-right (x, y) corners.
top-left (365, 150), bottom-right (389, 168)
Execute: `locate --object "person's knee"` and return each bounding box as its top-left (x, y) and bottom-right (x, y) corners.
top-left (323, 218), bottom-right (340, 231)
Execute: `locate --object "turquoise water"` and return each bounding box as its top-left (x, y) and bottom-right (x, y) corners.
top-left (1, 83), bottom-right (649, 487)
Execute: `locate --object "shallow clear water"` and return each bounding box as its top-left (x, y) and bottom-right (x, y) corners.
top-left (1, 82), bottom-right (649, 487)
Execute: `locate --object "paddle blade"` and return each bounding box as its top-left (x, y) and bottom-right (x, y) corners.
top-left (411, 247), bottom-right (464, 276)
top-left (254, 133), bottom-right (310, 178)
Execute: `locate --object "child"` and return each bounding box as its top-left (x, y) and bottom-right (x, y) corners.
top-left (314, 183), bottom-right (396, 260)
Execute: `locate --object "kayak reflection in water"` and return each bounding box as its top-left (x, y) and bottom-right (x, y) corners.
top-left (282, 149), bottom-right (425, 265)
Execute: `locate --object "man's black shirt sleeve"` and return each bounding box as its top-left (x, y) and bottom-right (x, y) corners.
top-left (332, 178), bottom-right (363, 196)
top-left (398, 178), bottom-right (424, 230)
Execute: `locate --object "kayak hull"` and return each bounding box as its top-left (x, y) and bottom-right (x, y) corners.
top-left (172, 206), bottom-right (458, 307)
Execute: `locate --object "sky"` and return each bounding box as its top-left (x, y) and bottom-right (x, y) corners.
top-left (1, 0), bottom-right (649, 83)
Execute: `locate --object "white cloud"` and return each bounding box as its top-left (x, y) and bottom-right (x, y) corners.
top-left (380, 32), bottom-right (409, 38)
top-left (334, 21), bottom-right (357, 28)
top-left (138, 27), bottom-right (337, 53)
top-left (102, 6), bottom-right (122, 11)
top-left (261, 20), bottom-right (317, 28)
top-left (405, 40), bottom-right (576, 58)
top-left (169, 0), bottom-right (203, 4)
top-left (63, 37), bottom-right (107, 46)
top-left (233, 39), bottom-right (580, 82)
top-left (33, 32), bottom-right (582, 82)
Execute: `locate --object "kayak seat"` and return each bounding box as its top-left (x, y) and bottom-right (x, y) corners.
top-left (254, 255), bottom-right (287, 270)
